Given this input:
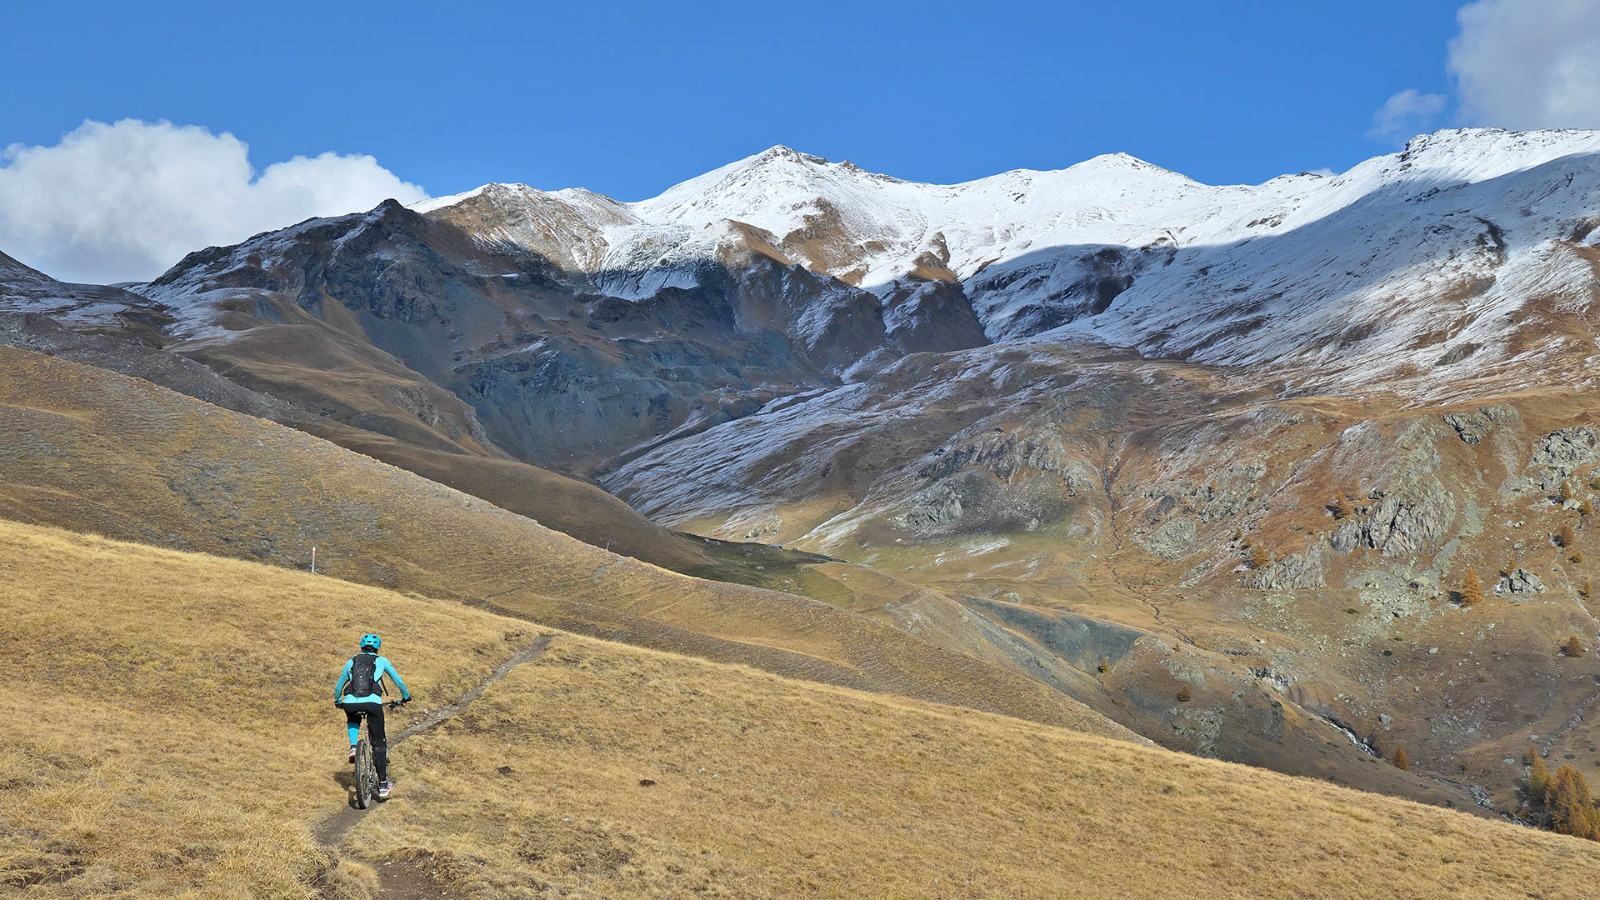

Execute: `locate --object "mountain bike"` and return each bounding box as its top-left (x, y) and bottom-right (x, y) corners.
top-left (349, 699), bottom-right (407, 809)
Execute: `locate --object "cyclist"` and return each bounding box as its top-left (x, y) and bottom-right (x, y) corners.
top-left (334, 633), bottom-right (411, 800)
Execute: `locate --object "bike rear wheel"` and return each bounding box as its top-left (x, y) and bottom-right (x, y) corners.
top-left (354, 738), bottom-right (375, 809)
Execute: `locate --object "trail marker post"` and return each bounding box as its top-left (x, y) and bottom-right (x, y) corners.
top-left (311, 546), bottom-right (317, 574)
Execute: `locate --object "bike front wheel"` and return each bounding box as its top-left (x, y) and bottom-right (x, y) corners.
top-left (353, 739), bottom-right (374, 809)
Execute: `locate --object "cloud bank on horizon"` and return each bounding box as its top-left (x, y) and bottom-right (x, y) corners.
top-left (0, 119), bottom-right (427, 284)
top-left (1372, 0), bottom-right (1600, 142)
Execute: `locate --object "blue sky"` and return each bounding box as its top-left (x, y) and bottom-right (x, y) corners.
top-left (6, 0), bottom-right (1465, 197)
top-left (8, 0), bottom-right (1599, 283)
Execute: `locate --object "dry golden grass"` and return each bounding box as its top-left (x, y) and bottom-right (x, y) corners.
top-left (6, 520), bottom-right (1600, 897)
top-left (183, 313), bottom-right (498, 461)
top-left (0, 345), bottom-right (1127, 738)
top-left (0, 521), bottom-right (532, 896)
top-left (366, 635), bottom-right (1600, 899)
top-left (321, 431), bottom-right (716, 574)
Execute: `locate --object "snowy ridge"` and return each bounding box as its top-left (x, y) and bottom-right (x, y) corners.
top-left (131, 202), bottom-right (421, 342)
top-left (0, 250), bottom-right (162, 326)
top-left (415, 128), bottom-right (1600, 381)
top-left (415, 129), bottom-right (1600, 286)
top-left (116, 128), bottom-right (1600, 387)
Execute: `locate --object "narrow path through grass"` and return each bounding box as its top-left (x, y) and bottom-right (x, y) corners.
top-left (316, 634), bottom-right (555, 851)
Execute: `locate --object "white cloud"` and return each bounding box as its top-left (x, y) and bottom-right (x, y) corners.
top-left (0, 119), bottom-right (428, 284)
top-left (1369, 0), bottom-right (1600, 145)
top-left (1449, 0), bottom-right (1600, 130)
top-left (1367, 89), bottom-right (1448, 143)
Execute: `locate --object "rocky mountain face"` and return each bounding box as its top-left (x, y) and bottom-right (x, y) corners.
top-left (0, 249), bottom-right (171, 334)
top-left (423, 129), bottom-right (1600, 387)
top-left (134, 192), bottom-right (987, 474)
top-left (7, 127), bottom-right (1600, 815)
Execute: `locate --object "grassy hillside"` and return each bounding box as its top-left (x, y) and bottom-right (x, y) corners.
top-left (0, 345), bottom-right (1125, 737)
top-left (4, 521), bottom-right (1600, 897)
top-left (0, 308), bottom-right (975, 601)
top-left (0, 344), bottom-right (1501, 811)
top-left (0, 293), bottom-right (1536, 812)
top-left (0, 522), bottom-right (524, 896)
top-left (0, 310), bottom-right (720, 574)
top-left (626, 339), bottom-right (1600, 809)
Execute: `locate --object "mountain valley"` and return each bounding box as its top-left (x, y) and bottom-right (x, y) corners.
top-left (8, 127), bottom-right (1600, 893)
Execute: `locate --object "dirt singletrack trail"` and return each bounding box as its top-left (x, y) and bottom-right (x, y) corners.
top-left (315, 633), bottom-right (554, 864)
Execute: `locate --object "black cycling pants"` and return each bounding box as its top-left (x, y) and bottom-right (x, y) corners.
top-left (344, 702), bottom-right (389, 782)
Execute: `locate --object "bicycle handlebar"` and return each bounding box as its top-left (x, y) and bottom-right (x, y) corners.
top-left (333, 697), bottom-right (413, 709)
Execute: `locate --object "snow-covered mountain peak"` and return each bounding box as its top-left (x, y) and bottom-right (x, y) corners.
top-left (1058, 151), bottom-right (1190, 182)
top-left (1400, 126), bottom-right (1600, 160)
top-left (636, 145), bottom-right (892, 222)
top-left (413, 182), bottom-right (625, 218)
top-left (1262, 171), bottom-right (1331, 186)
top-left (389, 128), bottom-right (1600, 386)
top-left (1358, 127), bottom-right (1600, 186)
top-left (750, 144), bottom-right (830, 166)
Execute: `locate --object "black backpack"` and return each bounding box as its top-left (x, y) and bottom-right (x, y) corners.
top-left (348, 653), bottom-right (383, 697)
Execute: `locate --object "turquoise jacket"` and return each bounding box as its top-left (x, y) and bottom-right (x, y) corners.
top-left (334, 651), bottom-right (411, 705)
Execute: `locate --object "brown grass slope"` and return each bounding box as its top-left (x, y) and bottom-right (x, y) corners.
top-left (0, 337), bottom-right (1502, 810)
top-left (0, 310), bottom-right (717, 574)
top-left (0, 307), bottom-right (902, 587)
top-left (2, 257), bottom-right (1262, 766)
top-left (5, 521), bottom-right (1600, 898)
top-left (611, 346), bottom-right (1499, 806)
top-left (630, 339), bottom-right (1600, 809)
top-left (0, 345), bottom-right (1124, 736)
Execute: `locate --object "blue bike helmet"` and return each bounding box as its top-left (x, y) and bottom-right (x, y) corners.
top-left (359, 633), bottom-right (381, 651)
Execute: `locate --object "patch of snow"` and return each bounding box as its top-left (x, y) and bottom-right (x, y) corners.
top-left (406, 130), bottom-right (1600, 388)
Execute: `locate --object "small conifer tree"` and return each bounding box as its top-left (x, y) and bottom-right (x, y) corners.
top-left (1561, 481), bottom-right (1577, 504)
top-left (1249, 544), bottom-right (1270, 569)
top-left (1393, 747), bottom-right (1410, 771)
top-left (1459, 568), bottom-right (1487, 607)
top-left (1585, 578), bottom-right (1595, 600)
top-left (1562, 636), bottom-right (1586, 658)
top-left (1528, 752), bottom-right (1553, 802)
top-left (1097, 657), bottom-right (1110, 674)
top-left (1557, 523), bottom-right (1578, 548)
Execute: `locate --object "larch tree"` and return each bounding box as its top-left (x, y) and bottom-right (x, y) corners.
top-left (1557, 522), bottom-right (1578, 548)
top-left (1528, 752), bottom-right (1552, 803)
top-left (1249, 544), bottom-right (1271, 569)
top-left (1546, 766), bottom-right (1600, 840)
